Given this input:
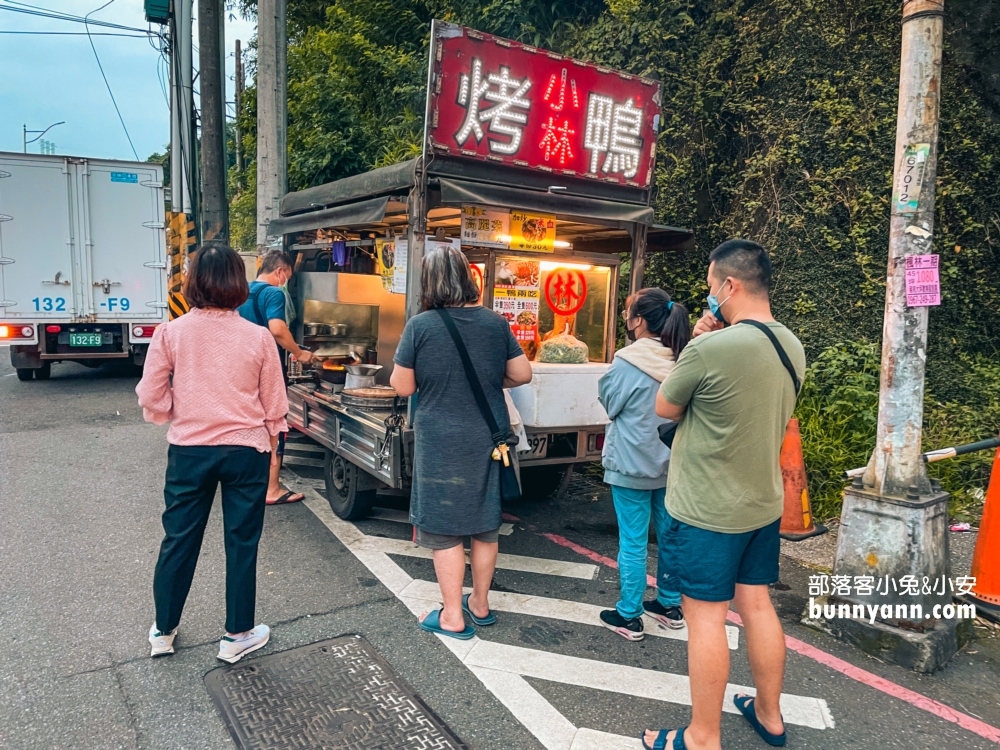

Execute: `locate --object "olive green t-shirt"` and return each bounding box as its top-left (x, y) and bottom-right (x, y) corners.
top-left (659, 322), bottom-right (806, 533)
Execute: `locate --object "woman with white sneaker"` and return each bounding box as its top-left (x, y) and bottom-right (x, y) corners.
top-left (137, 243), bottom-right (288, 663)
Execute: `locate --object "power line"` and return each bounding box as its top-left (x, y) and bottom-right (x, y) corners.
top-left (0, 1), bottom-right (151, 33)
top-left (84, 0), bottom-right (140, 161)
top-left (0, 29), bottom-right (151, 37)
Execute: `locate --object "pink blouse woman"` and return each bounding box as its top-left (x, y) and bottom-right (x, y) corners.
top-left (136, 243), bottom-right (287, 664)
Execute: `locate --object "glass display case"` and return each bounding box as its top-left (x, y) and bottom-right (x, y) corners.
top-left (479, 253), bottom-right (616, 363)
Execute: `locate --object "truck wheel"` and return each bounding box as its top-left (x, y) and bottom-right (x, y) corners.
top-left (520, 465), bottom-right (566, 501)
top-left (15, 368), bottom-right (33, 381)
top-left (324, 451), bottom-right (376, 520)
top-left (34, 362), bottom-right (51, 380)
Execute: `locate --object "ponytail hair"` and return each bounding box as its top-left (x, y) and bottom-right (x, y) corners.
top-left (625, 287), bottom-right (692, 356)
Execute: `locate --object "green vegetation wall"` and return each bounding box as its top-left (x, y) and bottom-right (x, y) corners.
top-left (230, 0), bottom-right (1000, 516)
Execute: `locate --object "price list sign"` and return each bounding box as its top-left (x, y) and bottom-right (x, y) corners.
top-left (905, 254), bottom-right (941, 307)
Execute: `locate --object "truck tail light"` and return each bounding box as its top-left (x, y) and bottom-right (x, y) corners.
top-left (0, 324), bottom-right (35, 340)
top-left (132, 325), bottom-right (158, 338)
top-left (46, 325), bottom-right (61, 333)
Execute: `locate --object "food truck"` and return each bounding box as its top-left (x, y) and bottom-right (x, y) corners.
top-left (272, 21), bottom-right (692, 519)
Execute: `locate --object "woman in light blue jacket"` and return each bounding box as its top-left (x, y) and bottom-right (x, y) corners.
top-left (598, 287), bottom-right (691, 641)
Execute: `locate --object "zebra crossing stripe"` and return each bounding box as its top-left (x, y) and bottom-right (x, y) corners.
top-left (299, 486), bottom-right (833, 749)
top-left (367, 506), bottom-right (515, 536)
top-left (356, 534), bottom-right (598, 580)
top-left (399, 577), bottom-right (739, 649)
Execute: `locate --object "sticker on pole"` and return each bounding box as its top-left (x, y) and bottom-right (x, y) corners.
top-left (893, 144), bottom-right (930, 215)
top-left (905, 254), bottom-right (940, 307)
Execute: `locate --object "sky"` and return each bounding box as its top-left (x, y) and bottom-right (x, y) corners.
top-left (0, 0), bottom-right (256, 162)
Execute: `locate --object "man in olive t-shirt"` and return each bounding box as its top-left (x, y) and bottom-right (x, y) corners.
top-left (642, 240), bottom-right (805, 750)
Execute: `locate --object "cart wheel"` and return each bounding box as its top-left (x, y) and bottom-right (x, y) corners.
top-left (324, 450), bottom-right (376, 520)
top-left (520, 465), bottom-right (566, 501)
top-left (15, 368), bottom-right (33, 381)
top-left (34, 362), bottom-right (51, 380)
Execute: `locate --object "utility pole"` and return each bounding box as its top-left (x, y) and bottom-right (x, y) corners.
top-left (829, 0), bottom-right (960, 673)
top-left (234, 39), bottom-right (244, 180)
top-left (198, 0), bottom-right (228, 242)
top-left (256, 0), bottom-right (288, 255)
top-left (169, 0), bottom-right (194, 217)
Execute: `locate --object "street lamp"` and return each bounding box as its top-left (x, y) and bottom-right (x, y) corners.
top-left (23, 122), bottom-right (65, 154)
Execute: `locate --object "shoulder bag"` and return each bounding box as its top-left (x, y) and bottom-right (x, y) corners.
top-left (657, 320), bottom-right (801, 448)
top-left (434, 308), bottom-right (522, 502)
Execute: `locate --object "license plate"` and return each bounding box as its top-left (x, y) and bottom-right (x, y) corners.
top-left (525, 434), bottom-right (548, 458)
top-left (69, 333), bottom-right (103, 347)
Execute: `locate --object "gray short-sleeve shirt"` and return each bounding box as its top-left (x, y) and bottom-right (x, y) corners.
top-left (394, 306), bottom-right (523, 536)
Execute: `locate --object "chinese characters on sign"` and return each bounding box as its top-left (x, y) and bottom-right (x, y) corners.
top-left (544, 267), bottom-right (588, 316)
top-left (905, 254), bottom-right (941, 307)
top-left (509, 211), bottom-right (556, 253)
top-left (460, 205), bottom-right (510, 248)
top-left (375, 238), bottom-right (395, 291)
top-left (493, 259), bottom-right (540, 342)
top-left (430, 23), bottom-right (661, 187)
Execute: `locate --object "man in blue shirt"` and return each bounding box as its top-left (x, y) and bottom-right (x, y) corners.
top-left (238, 250), bottom-right (313, 504)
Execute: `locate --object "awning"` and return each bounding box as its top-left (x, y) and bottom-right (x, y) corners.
top-left (436, 177), bottom-right (655, 226)
top-left (280, 160), bottom-right (416, 216)
top-left (268, 197), bottom-right (390, 235)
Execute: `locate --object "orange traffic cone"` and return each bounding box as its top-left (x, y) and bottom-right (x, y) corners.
top-left (779, 418), bottom-right (827, 541)
top-left (966, 449), bottom-right (1000, 621)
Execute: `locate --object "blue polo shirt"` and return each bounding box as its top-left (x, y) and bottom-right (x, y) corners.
top-left (238, 281), bottom-right (286, 327)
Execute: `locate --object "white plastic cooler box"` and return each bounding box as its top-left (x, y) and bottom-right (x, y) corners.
top-left (509, 362), bottom-right (611, 428)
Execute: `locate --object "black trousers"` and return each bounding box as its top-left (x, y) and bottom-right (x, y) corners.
top-left (153, 445), bottom-right (269, 634)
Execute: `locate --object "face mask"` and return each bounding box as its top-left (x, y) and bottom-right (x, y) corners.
top-left (706, 279), bottom-right (732, 323)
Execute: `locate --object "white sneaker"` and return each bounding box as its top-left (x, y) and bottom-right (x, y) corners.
top-left (148, 623), bottom-right (177, 657)
top-left (217, 624), bottom-right (270, 664)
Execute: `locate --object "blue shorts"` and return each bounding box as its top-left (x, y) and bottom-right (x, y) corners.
top-left (662, 511), bottom-right (781, 602)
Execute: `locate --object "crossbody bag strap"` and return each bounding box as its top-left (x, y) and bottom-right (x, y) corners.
top-left (738, 319), bottom-right (801, 394)
top-left (434, 308), bottom-right (508, 446)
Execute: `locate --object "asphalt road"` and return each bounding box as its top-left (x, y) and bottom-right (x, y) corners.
top-left (2, 352), bottom-right (999, 750)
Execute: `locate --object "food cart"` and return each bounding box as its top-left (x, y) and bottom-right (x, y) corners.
top-left (270, 20), bottom-right (692, 519)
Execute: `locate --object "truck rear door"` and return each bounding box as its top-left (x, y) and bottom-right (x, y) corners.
top-left (0, 155), bottom-right (78, 318)
top-left (81, 160), bottom-right (166, 320)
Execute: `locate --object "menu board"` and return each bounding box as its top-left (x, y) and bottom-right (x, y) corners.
top-left (375, 238), bottom-right (395, 291)
top-left (509, 211), bottom-right (556, 253)
top-left (461, 205), bottom-right (510, 248)
top-left (391, 238), bottom-right (408, 294)
top-left (493, 258), bottom-right (540, 342)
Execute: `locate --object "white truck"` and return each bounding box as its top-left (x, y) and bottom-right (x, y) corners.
top-left (0, 153), bottom-right (169, 380)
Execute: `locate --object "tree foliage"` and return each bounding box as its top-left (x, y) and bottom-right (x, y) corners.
top-left (230, 0), bottom-right (1000, 513)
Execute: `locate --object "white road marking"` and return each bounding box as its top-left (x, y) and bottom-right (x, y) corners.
top-left (299, 487), bottom-right (834, 748)
top-left (357, 534), bottom-right (597, 580)
top-left (368, 506), bottom-right (514, 536)
top-left (464, 640), bottom-right (833, 730)
top-left (399, 578), bottom-right (739, 649)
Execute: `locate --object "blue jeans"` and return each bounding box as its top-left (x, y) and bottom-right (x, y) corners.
top-left (610, 485), bottom-right (681, 620)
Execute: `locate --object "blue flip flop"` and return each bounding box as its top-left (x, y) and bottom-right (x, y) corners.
top-left (462, 594), bottom-right (497, 626)
top-left (419, 609), bottom-right (476, 640)
top-left (734, 695), bottom-right (787, 747)
top-left (640, 726), bottom-right (688, 750)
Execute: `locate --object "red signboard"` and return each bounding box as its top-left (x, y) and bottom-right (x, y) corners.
top-left (427, 22), bottom-right (662, 188)
top-left (544, 268), bottom-right (588, 316)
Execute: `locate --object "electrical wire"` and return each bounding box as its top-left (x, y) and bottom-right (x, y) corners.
top-left (0, 3), bottom-right (151, 33)
top-left (84, 0), bottom-right (140, 161)
top-left (0, 29), bottom-right (151, 36)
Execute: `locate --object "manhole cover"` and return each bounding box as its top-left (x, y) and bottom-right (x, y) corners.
top-left (205, 634), bottom-right (467, 750)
